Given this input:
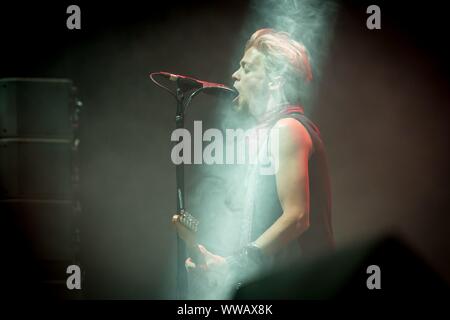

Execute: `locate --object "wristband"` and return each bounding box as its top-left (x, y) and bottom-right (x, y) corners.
top-left (225, 242), bottom-right (269, 274)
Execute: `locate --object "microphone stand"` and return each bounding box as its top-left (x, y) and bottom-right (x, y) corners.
top-left (174, 79), bottom-right (188, 300)
top-left (174, 82), bottom-right (211, 299)
top-left (150, 72), bottom-right (236, 300)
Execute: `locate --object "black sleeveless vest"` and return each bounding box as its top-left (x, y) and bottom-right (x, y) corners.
top-left (250, 110), bottom-right (334, 260)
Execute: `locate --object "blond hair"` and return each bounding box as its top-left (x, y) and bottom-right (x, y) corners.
top-left (245, 28), bottom-right (313, 105)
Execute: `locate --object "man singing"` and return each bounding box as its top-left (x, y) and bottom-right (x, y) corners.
top-left (175, 28), bottom-right (334, 299)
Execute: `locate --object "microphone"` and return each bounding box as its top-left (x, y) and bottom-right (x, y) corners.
top-left (153, 71), bottom-right (238, 98)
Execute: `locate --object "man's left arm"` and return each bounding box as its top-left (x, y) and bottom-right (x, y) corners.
top-left (253, 117), bottom-right (312, 256)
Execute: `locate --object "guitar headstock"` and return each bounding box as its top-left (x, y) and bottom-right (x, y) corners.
top-left (172, 210), bottom-right (199, 248)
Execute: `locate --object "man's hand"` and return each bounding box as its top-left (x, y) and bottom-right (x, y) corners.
top-left (185, 245), bottom-right (228, 287)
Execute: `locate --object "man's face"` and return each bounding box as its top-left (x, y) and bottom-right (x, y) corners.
top-left (232, 47), bottom-right (270, 118)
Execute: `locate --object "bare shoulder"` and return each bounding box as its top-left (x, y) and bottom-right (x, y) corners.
top-left (271, 118), bottom-right (313, 156)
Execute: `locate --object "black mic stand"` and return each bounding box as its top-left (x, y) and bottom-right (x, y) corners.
top-left (150, 72), bottom-right (236, 299)
top-left (174, 80), bottom-right (188, 300)
top-left (174, 82), bottom-right (215, 299)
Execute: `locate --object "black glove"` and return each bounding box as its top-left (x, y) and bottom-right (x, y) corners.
top-left (225, 242), bottom-right (270, 285)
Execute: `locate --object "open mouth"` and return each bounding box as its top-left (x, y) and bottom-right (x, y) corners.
top-left (232, 94), bottom-right (240, 104)
top-left (232, 85), bottom-right (240, 104)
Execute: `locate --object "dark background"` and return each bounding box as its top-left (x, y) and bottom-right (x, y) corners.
top-left (0, 0), bottom-right (449, 298)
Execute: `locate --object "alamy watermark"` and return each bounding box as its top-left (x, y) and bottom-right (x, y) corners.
top-left (366, 264), bottom-right (381, 290)
top-left (66, 264), bottom-right (81, 290)
top-left (366, 5), bottom-right (381, 30)
top-left (170, 121), bottom-right (280, 175)
top-left (66, 5), bottom-right (81, 30)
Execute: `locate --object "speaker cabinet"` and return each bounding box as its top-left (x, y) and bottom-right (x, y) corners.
top-left (0, 78), bottom-right (82, 299)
